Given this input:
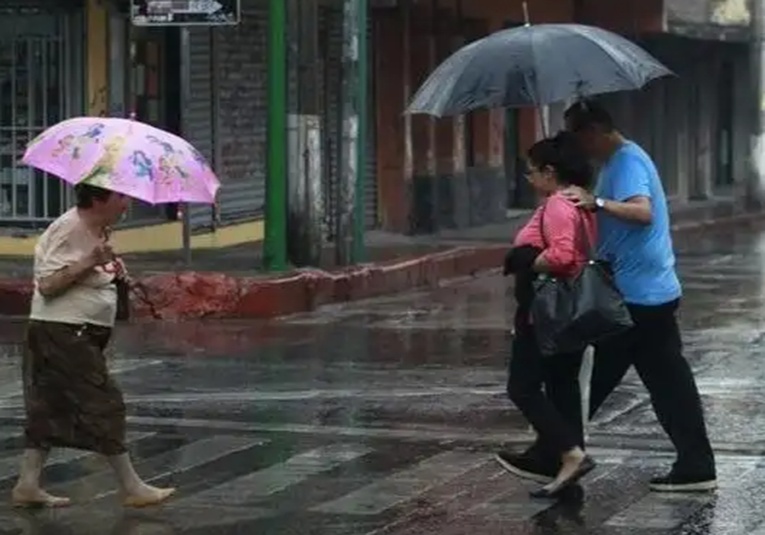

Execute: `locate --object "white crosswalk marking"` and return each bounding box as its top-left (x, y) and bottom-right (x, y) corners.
top-left (0, 431), bottom-right (155, 482)
top-left (681, 282), bottom-right (723, 291)
top-left (126, 386), bottom-right (508, 404)
top-left (121, 415), bottom-right (536, 445)
top-left (157, 444), bottom-right (376, 529)
top-left (313, 451), bottom-right (487, 515)
top-left (464, 500), bottom-right (552, 522)
top-left (0, 430), bottom-right (22, 443)
top-left (0, 430), bottom-right (756, 534)
top-left (49, 435), bottom-right (264, 499)
top-left (682, 272), bottom-right (755, 282)
top-left (0, 358), bottom-right (164, 402)
top-left (714, 459), bottom-right (759, 490)
top-left (151, 505), bottom-right (273, 531)
top-left (171, 444), bottom-right (372, 508)
top-left (605, 494), bottom-right (712, 529)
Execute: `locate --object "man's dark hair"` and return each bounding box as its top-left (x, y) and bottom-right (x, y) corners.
top-left (528, 131), bottom-right (593, 189)
top-left (564, 99), bottom-right (615, 133)
top-left (74, 183), bottom-right (113, 209)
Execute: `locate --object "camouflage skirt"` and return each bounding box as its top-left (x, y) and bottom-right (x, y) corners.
top-left (23, 320), bottom-right (127, 456)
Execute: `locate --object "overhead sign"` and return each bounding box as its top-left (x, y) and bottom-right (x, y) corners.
top-left (130, 0), bottom-right (240, 26)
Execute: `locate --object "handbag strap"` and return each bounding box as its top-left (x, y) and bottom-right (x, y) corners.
top-left (539, 197), bottom-right (596, 261)
top-left (576, 211), bottom-right (597, 261)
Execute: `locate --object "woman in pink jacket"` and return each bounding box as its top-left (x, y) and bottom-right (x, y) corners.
top-left (496, 132), bottom-right (597, 498)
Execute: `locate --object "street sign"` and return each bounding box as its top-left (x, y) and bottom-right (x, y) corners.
top-left (130, 0), bottom-right (240, 26)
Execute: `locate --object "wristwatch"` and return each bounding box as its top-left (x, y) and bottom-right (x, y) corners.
top-left (594, 197), bottom-right (606, 211)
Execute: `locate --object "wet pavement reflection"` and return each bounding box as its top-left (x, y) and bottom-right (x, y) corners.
top-left (0, 225), bottom-right (764, 533)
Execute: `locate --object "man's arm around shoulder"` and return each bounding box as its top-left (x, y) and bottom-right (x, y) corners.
top-left (599, 196), bottom-right (652, 225)
top-left (563, 154), bottom-right (653, 225)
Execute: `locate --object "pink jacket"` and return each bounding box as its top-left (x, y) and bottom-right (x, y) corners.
top-left (514, 193), bottom-right (597, 278)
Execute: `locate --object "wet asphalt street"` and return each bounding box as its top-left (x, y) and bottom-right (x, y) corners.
top-left (0, 225), bottom-right (763, 533)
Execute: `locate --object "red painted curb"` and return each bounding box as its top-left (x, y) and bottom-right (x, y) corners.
top-left (0, 280), bottom-right (34, 317)
top-left (0, 246), bottom-right (507, 321)
top-left (1, 210), bottom-right (762, 321)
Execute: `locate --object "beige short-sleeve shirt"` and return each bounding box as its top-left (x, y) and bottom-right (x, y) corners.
top-left (29, 208), bottom-right (118, 327)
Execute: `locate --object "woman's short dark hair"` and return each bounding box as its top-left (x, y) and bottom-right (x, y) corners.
top-left (74, 183), bottom-right (113, 209)
top-left (527, 131), bottom-right (593, 189)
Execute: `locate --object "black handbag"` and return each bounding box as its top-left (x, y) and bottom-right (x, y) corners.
top-left (530, 206), bottom-right (633, 356)
top-left (103, 228), bottom-right (130, 322)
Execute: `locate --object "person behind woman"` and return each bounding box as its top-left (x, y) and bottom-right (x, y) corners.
top-left (12, 184), bottom-right (175, 508)
top-left (496, 132), bottom-right (597, 498)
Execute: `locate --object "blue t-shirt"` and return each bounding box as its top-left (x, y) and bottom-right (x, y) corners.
top-left (594, 141), bottom-right (681, 306)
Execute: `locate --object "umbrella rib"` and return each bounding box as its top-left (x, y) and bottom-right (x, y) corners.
top-left (407, 46), bottom-right (472, 116)
top-left (529, 28), bottom-right (542, 110)
top-left (441, 35), bottom-right (508, 115)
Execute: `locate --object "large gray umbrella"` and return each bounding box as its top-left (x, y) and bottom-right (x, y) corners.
top-left (406, 23), bottom-right (673, 117)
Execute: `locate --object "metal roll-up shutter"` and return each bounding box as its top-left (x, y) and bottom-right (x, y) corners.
top-left (215, 0), bottom-right (267, 223)
top-left (320, 5), bottom-right (344, 240)
top-left (0, 0), bottom-right (83, 11)
top-left (0, 2), bottom-right (84, 223)
top-left (183, 26), bottom-right (215, 230)
top-left (364, 17), bottom-right (378, 229)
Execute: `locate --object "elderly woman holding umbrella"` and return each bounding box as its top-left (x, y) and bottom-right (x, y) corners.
top-left (12, 117), bottom-right (219, 508)
top-left (13, 183), bottom-right (175, 508)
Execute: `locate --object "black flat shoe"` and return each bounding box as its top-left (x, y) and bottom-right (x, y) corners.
top-left (495, 450), bottom-right (558, 484)
top-left (530, 455), bottom-right (596, 499)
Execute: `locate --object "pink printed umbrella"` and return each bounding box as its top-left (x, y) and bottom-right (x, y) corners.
top-left (22, 116), bottom-right (220, 204)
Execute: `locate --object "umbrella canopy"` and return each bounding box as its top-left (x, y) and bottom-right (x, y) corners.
top-left (22, 117), bottom-right (220, 205)
top-left (406, 23), bottom-right (674, 117)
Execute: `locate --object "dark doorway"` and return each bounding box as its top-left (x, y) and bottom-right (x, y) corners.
top-left (126, 25), bottom-right (180, 221)
top-left (715, 57), bottom-right (734, 188)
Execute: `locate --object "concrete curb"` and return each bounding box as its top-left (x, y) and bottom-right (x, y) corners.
top-left (1, 210), bottom-right (763, 321)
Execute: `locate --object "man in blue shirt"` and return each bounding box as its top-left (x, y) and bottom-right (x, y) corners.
top-left (562, 101), bottom-right (716, 492)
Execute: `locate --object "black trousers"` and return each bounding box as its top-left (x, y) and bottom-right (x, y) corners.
top-left (590, 299), bottom-right (715, 475)
top-left (507, 328), bottom-right (585, 457)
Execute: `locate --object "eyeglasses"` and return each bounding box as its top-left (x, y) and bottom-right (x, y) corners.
top-left (525, 168), bottom-right (540, 182)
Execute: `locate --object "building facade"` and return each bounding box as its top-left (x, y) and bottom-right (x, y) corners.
top-left (0, 0), bottom-right (757, 256)
top-left (104, 0), bottom-right (277, 250)
top-left (579, 0), bottom-right (753, 206)
top-left (374, 0), bottom-right (756, 235)
top-left (0, 0), bottom-right (377, 255)
top-left (373, 0), bottom-right (574, 234)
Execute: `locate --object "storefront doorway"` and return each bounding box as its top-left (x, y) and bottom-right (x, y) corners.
top-left (124, 24), bottom-right (181, 222)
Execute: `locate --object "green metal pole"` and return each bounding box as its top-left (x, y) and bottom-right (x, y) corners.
top-left (264, 0), bottom-right (288, 271)
top-left (352, 0), bottom-right (368, 262)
